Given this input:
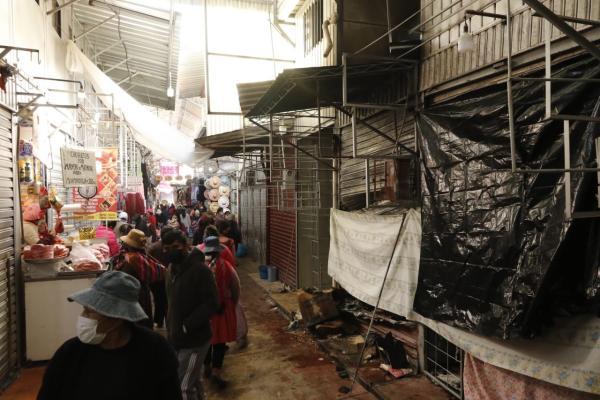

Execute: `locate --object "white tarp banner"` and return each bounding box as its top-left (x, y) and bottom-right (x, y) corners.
top-left (328, 208), bottom-right (421, 318)
top-left (328, 208), bottom-right (600, 395)
top-left (65, 41), bottom-right (214, 164)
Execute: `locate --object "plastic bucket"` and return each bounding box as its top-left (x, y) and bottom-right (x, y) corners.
top-left (259, 265), bottom-right (269, 280)
top-left (267, 266), bottom-right (278, 282)
top-left (236, 243), bottom-right (248, 258)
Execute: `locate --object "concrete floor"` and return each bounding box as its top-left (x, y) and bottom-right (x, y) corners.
top-left (205, 258), bottom-right (373, 399)
top-left (2, 258), bottom-right (373, 400)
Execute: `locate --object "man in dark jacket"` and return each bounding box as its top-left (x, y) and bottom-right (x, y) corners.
top-left (163, 229), bottom-right (219, 400)
top-left (37, 271), bottom-right (181, 400)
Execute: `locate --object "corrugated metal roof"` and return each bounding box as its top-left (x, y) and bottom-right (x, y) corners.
top-left (73, 1), bottom-right (182, 110)
top-left (236, 80), bottom-right (274, 116)
top-left (195, 126), bottom-right (269, 158)
top-left (245, 61), bottom-right (416, 117)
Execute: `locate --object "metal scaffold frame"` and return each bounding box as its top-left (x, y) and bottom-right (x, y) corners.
top-left (505, 0), bottom-right (600, 220)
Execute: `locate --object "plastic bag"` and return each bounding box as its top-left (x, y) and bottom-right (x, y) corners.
top-left (413, 56), bottom-right (600, 338)
top-left (69, 242), bottom-right (102, 272)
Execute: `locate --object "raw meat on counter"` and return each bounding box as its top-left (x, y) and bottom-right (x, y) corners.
top-left (53, 245), bottom-right (70, 258)
top-left (91, 243), bottom-right (110, 263)
top-left (23, 244), bottom-right (55, 260)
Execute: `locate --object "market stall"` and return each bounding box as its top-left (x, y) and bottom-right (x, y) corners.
top-left (18, 123), bottom-right (121, 362)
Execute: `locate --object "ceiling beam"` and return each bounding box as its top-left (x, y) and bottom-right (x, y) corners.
top-left (93, 40), bottom-right (124, 58)
top-left (124, 80), bottom-right (167, 93)
top-left (105, 66), bottom-right (167, 81)
top-left (103, 58), bottom-right (131, 73)
top-left (116, 72), bottom-right (139, 85)
top-left (74, 14), bottom-right (117, 41)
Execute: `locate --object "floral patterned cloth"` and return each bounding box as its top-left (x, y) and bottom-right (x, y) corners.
top-left (464, 353), bottom-right (597, 400)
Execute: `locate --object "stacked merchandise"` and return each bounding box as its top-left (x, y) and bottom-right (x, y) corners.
top-left (202, 175), bottom-right (231, 213)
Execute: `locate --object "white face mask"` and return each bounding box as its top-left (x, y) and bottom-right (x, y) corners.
top-left (77, 316), bottom-right (106, 345)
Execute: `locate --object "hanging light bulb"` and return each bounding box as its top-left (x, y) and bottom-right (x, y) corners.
top-left (77, 90), bottom-right (86, 101)
top-left (458, 19), bottom-right (474, 53)
top-left (166, 71), bottom-right (175, 98)
top-left (94, 112), bottom-right (101, 123)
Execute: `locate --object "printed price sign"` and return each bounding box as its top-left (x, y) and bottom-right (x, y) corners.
top-left (78, 226), bottom-right (97, 240)
top-left (60, 148), bottom-right (98, 188)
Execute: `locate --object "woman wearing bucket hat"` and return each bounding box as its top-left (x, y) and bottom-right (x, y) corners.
top-left (37, 271), bottom-right (182, 400)
top-left (111, 229), bottom-right (165, 329)
top-left (201, 236), bottom-right (240, 390)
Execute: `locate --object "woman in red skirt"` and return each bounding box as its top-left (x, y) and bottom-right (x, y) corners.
top-left (201, 236), bottom-right (240, 390)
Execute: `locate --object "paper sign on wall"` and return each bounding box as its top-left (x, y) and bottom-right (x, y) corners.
top-left (72, 148), bottom-right (119, 221)
top-left (60, 148), bottom-right (98, 187)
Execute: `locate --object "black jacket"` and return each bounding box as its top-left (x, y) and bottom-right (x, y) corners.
top-left (37, 324), bottom-right (181, 400)
top-left (166, 248), bottom-right (219, 349)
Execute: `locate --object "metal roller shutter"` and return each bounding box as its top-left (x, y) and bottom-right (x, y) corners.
top-left (267, 206), bottom-right (296, 288)
top-left (0, 106), bottom-right (18, 389)
top-left (240, 186), bottom-right (267, 264)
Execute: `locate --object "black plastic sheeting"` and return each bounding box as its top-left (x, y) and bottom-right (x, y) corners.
top-left (413, 57), bottom-right (600, 339)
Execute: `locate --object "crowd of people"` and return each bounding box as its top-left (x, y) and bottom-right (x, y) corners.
top-left (37, 204), bottom-right (247, 400)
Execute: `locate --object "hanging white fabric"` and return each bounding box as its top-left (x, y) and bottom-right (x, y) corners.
top-left (328, 208), bottom-right (421, 318)
top-left (65, 41), bottom-right (213, 163)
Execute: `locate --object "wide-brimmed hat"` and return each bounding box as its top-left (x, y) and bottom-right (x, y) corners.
top-left (120, 229), bottom-right (147, 249)
top-left (203, 236), bottom-right (222, 254)
top-left (68, 271), bottom-right (147, 322)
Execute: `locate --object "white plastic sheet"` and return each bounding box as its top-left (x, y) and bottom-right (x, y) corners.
top-left (65, 41), bottom-right (213, 163)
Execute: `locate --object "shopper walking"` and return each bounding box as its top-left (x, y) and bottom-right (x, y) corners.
top-left (37, 271), bottom-right (181, 400)
top-left (202, 236), bottom-right (240, 390)
top-left (112, 229), bottom-right (164, 329)
top-left (214, 220), bottom-right (236, 255)
top-left (202, 227), bottom-right (248, 349)
top-left (147, 227), bottom-right (174, 329)
top-left (163, 229), bottom-right (219, 400)
top-left (199, 225), bottom-right (236, 268)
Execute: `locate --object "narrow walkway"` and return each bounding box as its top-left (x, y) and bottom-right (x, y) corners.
top-left (3, 257), bottom-right (373, 400)
top-left (206, 257), bottom-right (373, 399)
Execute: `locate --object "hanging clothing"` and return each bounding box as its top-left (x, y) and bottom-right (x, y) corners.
top-left (208, 256), bottom-right (239, 344)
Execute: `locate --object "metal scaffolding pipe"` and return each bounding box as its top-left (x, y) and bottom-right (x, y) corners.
top-left (365, 159), bottom-right (370, 208)
top-left (564, 121), bottom-right (572, 219)
top-left (506, 0), bottom-right (518, 172)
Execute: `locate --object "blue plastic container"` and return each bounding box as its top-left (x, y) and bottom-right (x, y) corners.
top-left (259, 265), bottom-right (269, 280)
top-left (236, 243), bottom-right (248, 258)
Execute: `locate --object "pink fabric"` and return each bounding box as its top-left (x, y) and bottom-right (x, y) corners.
top-left (463, 353), bottom-right (595, 400)
top-left (95, 225), bottom-right (120, 257)
top-left (23, 204), bottom-right (42, 222)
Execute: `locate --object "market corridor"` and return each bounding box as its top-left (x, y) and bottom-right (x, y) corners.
top-left (3, 257), bottom-right (373, 400)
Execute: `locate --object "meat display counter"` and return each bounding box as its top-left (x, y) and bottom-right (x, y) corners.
top-left (23, 239), bottom-right (109, 362)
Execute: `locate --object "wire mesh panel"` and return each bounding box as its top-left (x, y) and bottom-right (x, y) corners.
top-left (423, 327), bottom-right (464, 399)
